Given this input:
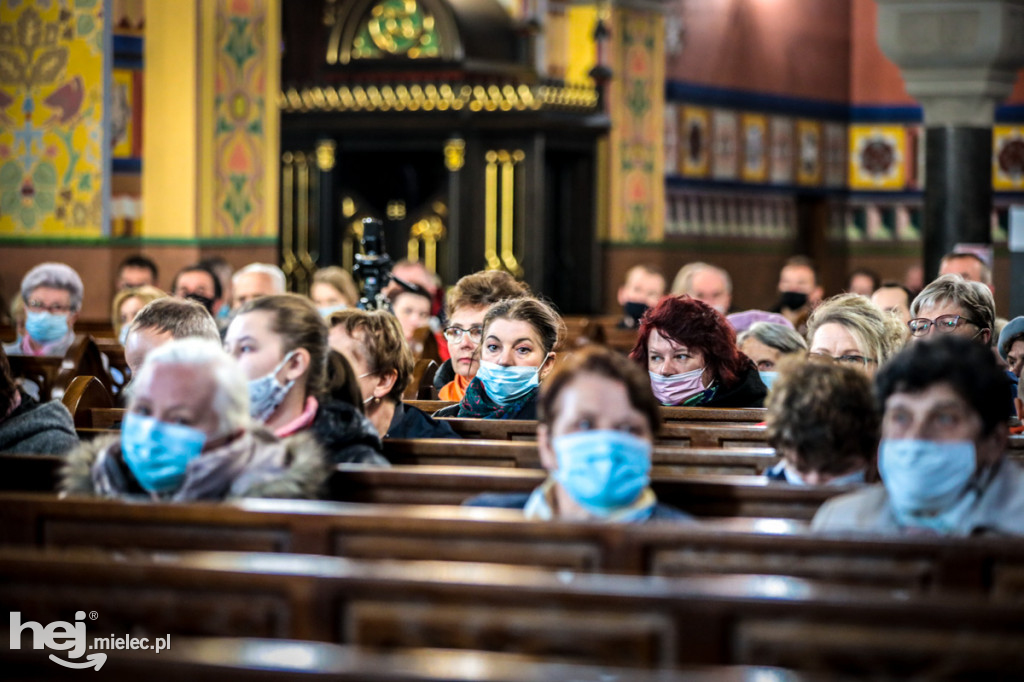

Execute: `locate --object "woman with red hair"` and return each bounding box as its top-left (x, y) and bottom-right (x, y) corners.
top-left (630, 296), bottom-right (767, 408)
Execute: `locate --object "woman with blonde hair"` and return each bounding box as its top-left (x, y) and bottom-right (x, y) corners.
top-left (806, 293), bottom-right (908, 378)
top-left (111, 285), bottom-right (166, 345)
top-left (225, 294), bottom-right (385, 464)
top-left (311, 266), bottom-right (360, 317)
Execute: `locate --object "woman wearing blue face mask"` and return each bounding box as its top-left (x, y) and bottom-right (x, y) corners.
top-left (434, 297), bottom-right (563, 420)
top-left (311, 266), bottom-right (359, 318)
top-left (630, 295), bottom-right (767, 408)
top-left (61, 338), bottom-right (327, 501)
top-left (3, 262), bottom-right (83, 358)
top-left (764, 360), bottom-right (877, 486)
top-left (465, 346), bottom-right (692, 521)
top-left (225, 295), bottom-right (387, 465)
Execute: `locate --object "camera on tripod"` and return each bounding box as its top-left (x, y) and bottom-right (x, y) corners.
top-left (353, 218), bottom-right (393, 311)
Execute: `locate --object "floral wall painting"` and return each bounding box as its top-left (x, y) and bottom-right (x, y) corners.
top-left (711, 109), bottom-right (738, 181)
top-left (849, 125), bottom-right (906, 190)
top-left (0, 0), bottom-right (107, 238)
top-left (769, 116), bottom-right (794, 184)
top-left (741, 113), bottom-right (767, 183)
top-left (680, 106), bottom-right (710, 177)
top-left (796, 119), bottom-right (822, 186)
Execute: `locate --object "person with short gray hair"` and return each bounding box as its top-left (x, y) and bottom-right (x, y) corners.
top-left (232, 263), bottom-right (287, 310)
top-left (123, 297), bottom-right (221, 373)
top-left (737, 322), bottom-right (807, 386)
top-left (61, 338), bottom-right (326, 501)
top-left (671, 262), bottom-right (732, 315)
top-left (909, 274), bottom-right (995, 346)
top-left (4, 262), bottom-right (84, 357)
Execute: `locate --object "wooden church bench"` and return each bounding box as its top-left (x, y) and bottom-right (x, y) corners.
top-left (1, 546), bottom-right (1022, 675)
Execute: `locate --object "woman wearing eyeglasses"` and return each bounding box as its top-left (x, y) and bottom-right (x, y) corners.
top-left (433, 270), bottom-right (531, 401)
top-left (806, 293), bottom-right (908, 377)
top-left (907, 274), bottom-right (995, 346)
top-left (4, 263), bottom-right (83, 358)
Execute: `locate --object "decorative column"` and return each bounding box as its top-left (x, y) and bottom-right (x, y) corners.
top-left (876, 0), bottom-right (1024, 281)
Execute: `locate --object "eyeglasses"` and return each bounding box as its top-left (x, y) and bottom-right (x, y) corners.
top-left (25, 300), bottom-right (72, 314)
top-left (443, 326), bottom-right (483, 344)
top-left (808, 352), bottom-right (875, 367)
top-left (907, 314), bottom-right (979, 337)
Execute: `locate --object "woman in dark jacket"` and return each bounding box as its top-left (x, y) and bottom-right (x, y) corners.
top-left (328, 309), bottom-right (459, 440)
top-left (225, 294), bottom-right (387, 465)
top-left (0, 345), bottom-right (77, 455)
top-left (630, 295), bottom-right (767, 408)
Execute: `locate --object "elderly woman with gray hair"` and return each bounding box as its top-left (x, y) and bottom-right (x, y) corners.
top-left (3, 262), bottom-right (83, 357)
top-left (737, 322), bottom-right (807, 388)
top-left (61, 338), bottom-right (326, 501)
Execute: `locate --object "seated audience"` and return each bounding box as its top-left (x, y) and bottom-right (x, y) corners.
top-left (764, 361), bottom-right (877, 485)
top-left (436, 297), bottom-right (562, 419)
top-left (171, 263), bottom-right (223, 317)
top-left (671, 262), bottom-right (732, 315)
top-left (225, 295), bottom-right (386, 463)
top-left (111, 285), bottom-right (165, 346)
top-left (0, 344), bottom-right (77, 455)
top-left (806, 293), bottom-right (907, 378)
top-left (871, 282), bottom-right (913, 326)
top-left (4, 262), bottom-right (83, 357)
top-left (433, 270), bottom-right (531, 401)
top-left (618, 264), bottom-right (666, 328)
top-left (231, 263), bottom-right (287, 310)
top-left (386, 259), bottom-right (444, 318)
top-left (61, 338), bottom-right (327, 501)
top-left (813, 336), bottom-right (1023, 536)
top-left (116, 255), bottom-right (159, 290)
top-left (466, 346), bottom-right (691, 522)
top-left (389, 283), bottom-right (433, 345)
top-left (846, 268), bottom-right (879, 297)
top-left (123, 298), bottom-right (221, 373)
top-left (999, 316), bottom-right (1024, 379)
top-left (328, 308), bottom-right (458, 439)
top-left (909, 274), bottom-right (994, 345)
top-left (772, 256), bottom-right (824, 331)
top-left (630, 296), bottom-right (766, 408)
top-left (311, 266), bottom-right (360, 317)
top-left (736, 322), bottom-right (807, 388)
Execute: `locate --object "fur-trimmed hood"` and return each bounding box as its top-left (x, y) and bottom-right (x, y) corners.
top-left (61, 427), bottom-right (328, 501)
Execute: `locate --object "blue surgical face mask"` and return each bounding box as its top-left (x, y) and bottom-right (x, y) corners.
top-left (118, 323), bottom-right (131, 346)
top-left (248, 351), bottom-right (297, 422)
top-left (25, 310), bottom-right (69, 344)
top-left (552, 430), bottom-right (652, 515)
top-left (476, 359), bottom-right (544, 405)
top-left (759, 371), bottom-right (778, 389)
top-left (879, 439), bottom-right (976, 517)
top-left (121, 412), bottom-right (206, 493)
top-left (317, 303), bottom-right (347, 319)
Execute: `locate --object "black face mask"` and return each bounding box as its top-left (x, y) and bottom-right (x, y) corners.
top-left (622, 301), bottom-right (649, 328)
top-left (775, 291), bottom-right (808, 312)
top-left (184, 293), bottom-right (215, 315)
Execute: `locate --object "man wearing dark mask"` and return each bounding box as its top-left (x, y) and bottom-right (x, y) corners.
top-left (812, 336), bottom-right (1024, 536)
top-left (171, 264), bottom-right (223, 318)
top-left (772, 256), bottom-right (824, 332)
top-left (616, 264), bottom-right (666, 329)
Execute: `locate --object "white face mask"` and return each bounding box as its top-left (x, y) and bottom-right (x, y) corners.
top-left (247, 351), bottom-right (297, 422)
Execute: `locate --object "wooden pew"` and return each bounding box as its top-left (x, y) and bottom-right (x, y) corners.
top-left (7, 492), bottom-right (1024, 597)
top-left (402, 358), bottom-right (438, 401)
top-left (405, 401), bottom-right (767, 425)
top-left (327, 465), bottom-right (837, 520)
top-left (1, 546), bottom-right (1022, 675)
top-left (0, 456), bottom-right (832, 520)
top-left (383, 438), bottom-right (778, 475)
top-left (0, 636), bottom-right (788, 682)
top-left (7, 335), bottom-right (115, 400)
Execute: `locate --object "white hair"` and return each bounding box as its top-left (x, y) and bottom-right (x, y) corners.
top-left (233, 263), bottom-right (287, 294)
top-left (133, 338), bottom-right (250, 436)
top-left (21, 262), bottom-right (84, 311)
top-left (671, 262), bottom-right (733, 297)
